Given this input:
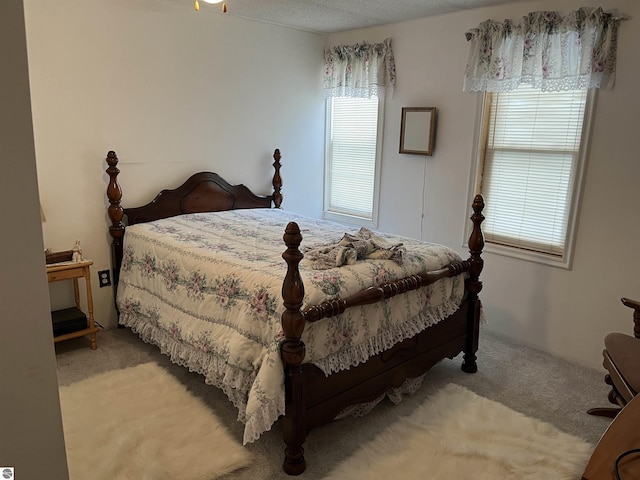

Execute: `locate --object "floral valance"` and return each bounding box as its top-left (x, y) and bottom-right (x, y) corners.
top-left (324, 38), bottom-right (396, 99)
top-left (463, 7), bottom-right (625, 93)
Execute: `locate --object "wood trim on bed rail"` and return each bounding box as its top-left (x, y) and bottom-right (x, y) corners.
top-left (462, 194), bottom-right (485, 373)
top-left (303, 261), bottom-right (470, 323)
top-left (106, 151), bottom-right (125, 291)
top-left (280, 222), bottom-right (307, 475)
top-left (272, 149), bottom-right (283, 209)
top-left (279, 195), bottom-right (486, 474)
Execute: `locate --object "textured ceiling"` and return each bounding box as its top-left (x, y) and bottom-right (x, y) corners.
top-left (195, 0), bottom-right (531, 34)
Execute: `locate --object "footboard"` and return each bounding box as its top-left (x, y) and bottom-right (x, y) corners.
top-left (279, 195), bottom-right (485, 475)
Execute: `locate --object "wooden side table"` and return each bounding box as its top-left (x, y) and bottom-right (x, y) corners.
top-left (582, 392), bottom-right (640, 479)
top-left (46, 259), bottom-right (98, 349)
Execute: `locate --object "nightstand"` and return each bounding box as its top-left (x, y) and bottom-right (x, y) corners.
top-left (46, 259), bottom-right (98, 349)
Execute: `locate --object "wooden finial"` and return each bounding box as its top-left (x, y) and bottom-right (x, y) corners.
top-left (272, 149), bottom-right (283, 208)
top-left (106, 151), bottom-right (124, 238)
top-left (106, 150), bottom-right (125, 291)
top-left (280, 221), bottom-right (307, 475)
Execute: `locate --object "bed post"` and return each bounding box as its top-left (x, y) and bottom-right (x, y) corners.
top-left (272, 149), bottom-right (283, 208)
top-left (280, 221), bottom-right (307, 475)
top-left (106, 151), bottom-right (125, 304)
top-left (462, 194), bottom-right (485, 373)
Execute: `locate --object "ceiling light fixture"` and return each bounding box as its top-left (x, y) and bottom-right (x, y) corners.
top-left (194, 0), bottom-right (227, 12)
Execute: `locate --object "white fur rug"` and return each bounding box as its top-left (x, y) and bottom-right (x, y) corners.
top-left (323, 384), bottom-right (593, 480)
top-left (59, 362), bottom-right (250, 480)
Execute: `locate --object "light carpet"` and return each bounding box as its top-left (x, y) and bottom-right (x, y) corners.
top-left (59, 362), bottom-right (251, 480)
top-left (323, 384), bottom-right (593, 480)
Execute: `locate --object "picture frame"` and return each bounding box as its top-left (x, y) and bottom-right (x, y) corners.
top-left (399, 107), bottom-right (437, 156)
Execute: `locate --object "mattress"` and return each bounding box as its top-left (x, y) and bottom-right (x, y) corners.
top-left (117, 208), bottom-right (466, 443)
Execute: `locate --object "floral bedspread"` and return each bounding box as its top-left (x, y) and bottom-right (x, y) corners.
top-left (117, 208), bottom-right (466, 444)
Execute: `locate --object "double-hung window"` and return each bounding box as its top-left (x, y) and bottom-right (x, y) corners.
top-left (474, 84), bottom-right (594, 268)
top-left (324, 96), bottom-right (384, 227)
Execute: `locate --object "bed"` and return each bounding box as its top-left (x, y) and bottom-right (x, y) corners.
top-left (105, 148), bottom-right (485, 475)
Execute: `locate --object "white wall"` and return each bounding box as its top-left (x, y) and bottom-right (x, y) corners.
top-left (23, 0), bottom-right (640, 371)
top-left (0, 1), bottom-right (69, 478)
top-left (328, 0), bottom-right (640, 369)
top-left (24, 0), bottom-right (326, 329)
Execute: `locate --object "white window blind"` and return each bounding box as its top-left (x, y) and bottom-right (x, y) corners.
top-left (326, 97), bottom-right (380, 221)
top-left (480, 84), bottom-right (588, 257)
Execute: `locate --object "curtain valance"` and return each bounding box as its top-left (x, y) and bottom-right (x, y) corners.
top-left (463, 7), bottom-right (625, 92)
top-left (324, 38), bottom-right (396, 99)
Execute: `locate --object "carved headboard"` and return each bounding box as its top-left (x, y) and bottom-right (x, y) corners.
top-left (105, 148), bottom-right (283, 292)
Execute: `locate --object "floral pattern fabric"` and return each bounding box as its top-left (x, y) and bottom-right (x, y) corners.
top-left (463, 7), bottom-right (625, 92)
top-left (324, 37), bottom-right (396, 98)
top-left (117, 209), bottom-right (465, 444)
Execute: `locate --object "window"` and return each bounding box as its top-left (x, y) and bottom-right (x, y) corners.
top-left (324, 97), bottom-right (384, 227)
top-left (474, 84), bottom-right (594, 268)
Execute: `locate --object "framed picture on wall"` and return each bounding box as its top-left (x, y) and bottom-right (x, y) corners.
top-left (399, 107), bottom-right (437, 156)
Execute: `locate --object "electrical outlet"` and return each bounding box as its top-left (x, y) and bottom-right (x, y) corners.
top-left (98, 269), bottom-right (111, 287)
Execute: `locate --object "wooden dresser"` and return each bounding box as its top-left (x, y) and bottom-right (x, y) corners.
top-left (582, 392), bottom-right (640, 479)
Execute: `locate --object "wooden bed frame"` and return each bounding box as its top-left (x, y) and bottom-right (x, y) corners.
top-left (106, 148), bottom-right (485, 475)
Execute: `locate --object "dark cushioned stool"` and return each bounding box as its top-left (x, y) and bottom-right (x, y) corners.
top-left (588, 298), bottom-right (640, 418)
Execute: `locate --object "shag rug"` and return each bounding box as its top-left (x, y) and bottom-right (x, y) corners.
top-left (323, 384), bottom-right (593, 480)
top-left (59, 362), bottom-right (251, 480)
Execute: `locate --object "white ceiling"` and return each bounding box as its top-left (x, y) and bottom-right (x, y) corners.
top-left (194, 0), bottom-right (532, 34)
